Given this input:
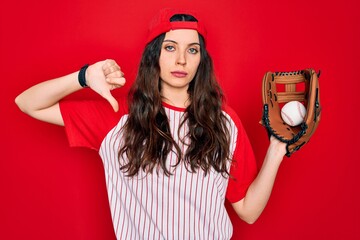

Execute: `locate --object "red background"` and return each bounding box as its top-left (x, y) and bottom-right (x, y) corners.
top-left (1, 0), bottom-right (359, 239)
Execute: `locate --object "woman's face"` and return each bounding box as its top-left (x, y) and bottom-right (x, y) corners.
top-left (159, 29), bottom-right (201, 98)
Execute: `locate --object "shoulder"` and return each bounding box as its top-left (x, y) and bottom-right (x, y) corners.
top-left (221, 103), bottom-right (243, 128)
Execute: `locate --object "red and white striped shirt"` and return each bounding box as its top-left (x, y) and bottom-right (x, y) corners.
top-left (60, 98), bottom-right (257, 240)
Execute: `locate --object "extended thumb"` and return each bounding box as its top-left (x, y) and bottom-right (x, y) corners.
top-left (103, 93), bottom-right (119, 112)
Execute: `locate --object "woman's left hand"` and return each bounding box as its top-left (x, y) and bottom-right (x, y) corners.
top-left (267, 136), bottom-right (287, 163)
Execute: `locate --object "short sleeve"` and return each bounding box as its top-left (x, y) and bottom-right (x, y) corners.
top-left (223, 105), bottom-right (258, 203)
top-left (59, 97), bottom-right (127, 151)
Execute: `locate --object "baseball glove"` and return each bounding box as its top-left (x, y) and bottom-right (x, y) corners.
top-left (261, 69), bottom-right (321, 156)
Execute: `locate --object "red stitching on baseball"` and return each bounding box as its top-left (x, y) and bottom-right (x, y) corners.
top-left (297, 102), bottom-right (305, 119)
top-left (281, 110), bottom-right (294, 126)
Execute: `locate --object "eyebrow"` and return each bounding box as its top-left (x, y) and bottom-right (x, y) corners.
top-left (163, 39), bottom-right (200, 46)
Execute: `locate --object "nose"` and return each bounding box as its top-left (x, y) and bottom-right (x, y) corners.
top-left (176, 50), bottom-right (186, 66)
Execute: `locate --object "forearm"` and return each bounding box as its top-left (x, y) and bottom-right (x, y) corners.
top-left (234, 154), bottom-right (282, 223)
top-left (15, 60), bottom-right (125, 125)
top-left (232, 137), bottom-right (286, 224)
top-left (15, 71), bottom-right (81, 114)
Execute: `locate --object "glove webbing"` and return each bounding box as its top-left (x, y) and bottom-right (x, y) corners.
top-left (273, 72), bottom-right (307, 103)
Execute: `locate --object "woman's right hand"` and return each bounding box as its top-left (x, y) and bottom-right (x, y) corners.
top-left (86, 59), bottom-right (126, 112)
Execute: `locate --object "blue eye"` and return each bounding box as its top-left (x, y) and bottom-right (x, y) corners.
top-left (188, 48), bottom-right (199, 54)
top-left (165, 46), bottom-right (175, 51)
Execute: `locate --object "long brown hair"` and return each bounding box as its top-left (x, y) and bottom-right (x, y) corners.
top-left (118, 14), bottom-right (230, 177)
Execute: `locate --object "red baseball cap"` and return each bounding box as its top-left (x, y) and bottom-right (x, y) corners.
top-left (146, 8), bottom-right (207, 44)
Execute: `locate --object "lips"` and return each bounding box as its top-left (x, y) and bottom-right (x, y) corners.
top-left (171, 71), bottom-right (188, 78)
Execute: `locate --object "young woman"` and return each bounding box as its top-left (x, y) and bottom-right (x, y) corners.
top-left (15, 8), bottom-right (286, 240)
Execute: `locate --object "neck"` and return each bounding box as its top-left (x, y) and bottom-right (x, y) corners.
top-left (161, 87), bottom-right (190, 108)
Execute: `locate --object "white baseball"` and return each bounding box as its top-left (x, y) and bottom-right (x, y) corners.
top-left (281, 101), bottom-right (306, 127)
